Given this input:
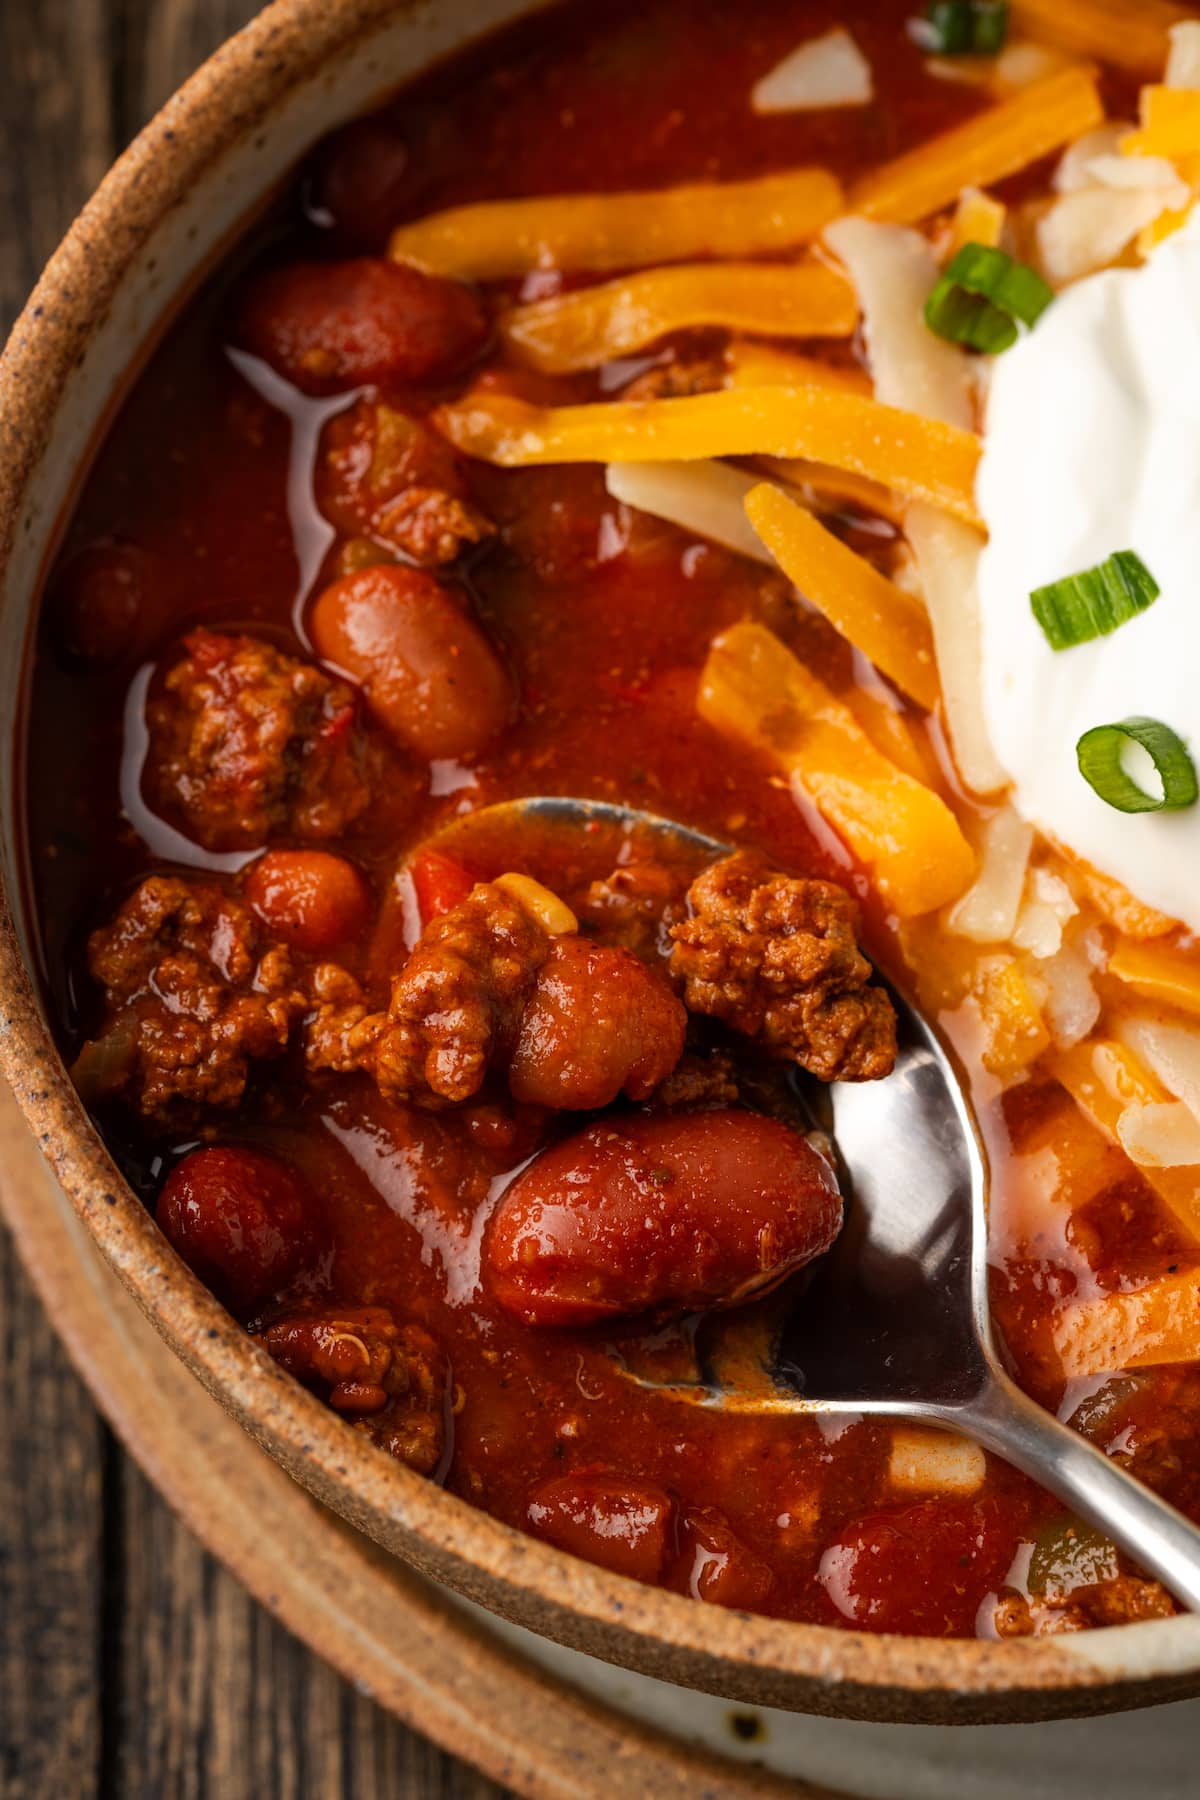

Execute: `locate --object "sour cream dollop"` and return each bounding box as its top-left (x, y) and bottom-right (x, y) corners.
top-left (976, 215), bottom-right (1200, 934)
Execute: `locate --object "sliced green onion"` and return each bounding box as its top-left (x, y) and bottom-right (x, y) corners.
top-left (1077, 717), bottom-right (1198, 814)
top-left (911, 2), bottom-right (1010, 56)
top-left (925, 243), bottom-right (1053, 355)
top-left (1030, 550), bottom-right (1160, 652)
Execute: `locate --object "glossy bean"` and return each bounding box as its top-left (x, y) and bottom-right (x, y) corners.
top-left (486, 1108), bottom-right (841, 1327)
top-left (310, 564), bottom-right (513, 760)
top-left (157, 1145), bottom-right (321, 1314)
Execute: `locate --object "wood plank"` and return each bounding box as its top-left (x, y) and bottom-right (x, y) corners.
top-left (112, 0), bottom-right (266, 144)
top-left (0, 5), bottom-right (113, 1797)
top-left (0, 1231), bottom-right (106, 1800)
top-left (0, 0), bottom-right (112, 318)
top-left (111, 1456), bottom-right (512, 1799)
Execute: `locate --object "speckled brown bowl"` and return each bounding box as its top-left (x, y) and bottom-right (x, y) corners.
top-left (3, 0), bottom-right (1199, 1727)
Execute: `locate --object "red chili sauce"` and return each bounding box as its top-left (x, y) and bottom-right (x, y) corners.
top-left (24, 0), bottom-right (1192, 1639)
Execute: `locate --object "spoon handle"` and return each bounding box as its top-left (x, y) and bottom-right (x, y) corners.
top-left (952, 1370), bottom-right (1200, 1611)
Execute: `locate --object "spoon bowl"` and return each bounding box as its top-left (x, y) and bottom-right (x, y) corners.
top-left (429, 795), bottom-right (1200, 1612)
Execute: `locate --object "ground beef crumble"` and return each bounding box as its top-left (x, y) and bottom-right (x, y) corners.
top-left (652, 1049), bottom-right (740, 1110)
top-left (320, 399), bottom-right (493, 568)
top-left (75, 875), bottom-right (307, 1118)
top-left (668, 852), bottom-right (897, 1082)
top-left (307, 881), bottom-right (555, 1108)
top-left (146, 629), bottom-right (372, 852)
top-left (258, 1303), bottom-right (449, 1474)
top-left (993, 1575), bottom-right (1175, 1637)
top-left (619, 354), bottom-right (726, 401)
top-left (577, 861), bottom-right (687, 966)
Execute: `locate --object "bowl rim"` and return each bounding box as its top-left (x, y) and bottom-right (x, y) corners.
top-left (2, 0), bottom-right (1198, 1721)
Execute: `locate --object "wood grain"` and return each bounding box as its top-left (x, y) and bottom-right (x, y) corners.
top-left (0, 2), bottom-right (512, 1795)
top-left (0, 1236), bottom-right (105, 1800)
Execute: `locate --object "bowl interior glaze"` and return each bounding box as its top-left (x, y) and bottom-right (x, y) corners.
top-left (2, 0), bottom-right (1200, 1725)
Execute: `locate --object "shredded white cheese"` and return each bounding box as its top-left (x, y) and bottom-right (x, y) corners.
top-left (751, 29), bottom-right (873, 114)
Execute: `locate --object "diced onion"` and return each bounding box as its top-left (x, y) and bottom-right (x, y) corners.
top-left (1166, 21), bottom-right (1200, 89)
top-left (1117, 1100), bottom-right (1200, 1168)
top-left (1118, 1015), bottom-right (1200, 1122)
top-left (904, 505), bottom-right (1009, 795)
top-left (823, 217), bottom-right (974, 427)
top-left (889, 1426), bottom-right (986, 1495)
top-left (604, 460), bottom-right (772, 564)
top-left (947, 807), bottom-right (1033, 941)
top-left (752, 28), bottom-right (874, 113)
top-left (1038, 184), bottom-right (1185, 283)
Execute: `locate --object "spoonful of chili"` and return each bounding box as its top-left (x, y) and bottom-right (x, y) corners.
top-left (429, 795), bottom-right (1200, 1612)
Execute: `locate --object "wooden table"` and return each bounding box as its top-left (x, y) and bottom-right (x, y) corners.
top-left (0, 4), bottom-right (507, 1794)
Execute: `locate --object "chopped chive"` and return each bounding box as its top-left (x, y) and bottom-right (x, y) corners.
top-left (1030, 551), bottom-right (1160, 652)
top-left (910, 2), bottom-right (1010, 55)
top-left (1077, 717), bottom-right (1198, 814)
top-left (925, 242), bottom-right (1054, 355)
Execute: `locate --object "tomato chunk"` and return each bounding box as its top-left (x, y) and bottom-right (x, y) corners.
top-left (244, 849), bottom-right (372, 954)
top-left (310, 564), bottom-right (513, 761)
top-left (409, 848), bottom-right (475, 925)
top-left (526, 1472), bottom-right (674, 1583)
top-left (509, 936), bottom-right (687, 1110)
top-left (157, 1145), bottom-right (321, 1313)
top-left (486, 1108), bottom-right (841, 1327)
top-left (819, 1497), bottom-right (1020, 1636)
top-left (235, 257), bottom-right (487, 393)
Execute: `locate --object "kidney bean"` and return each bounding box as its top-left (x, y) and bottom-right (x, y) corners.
top-left (244, 849), bottom-right (372, 955)
top-left (526, 1472), bottom-right (674, 1583)
top-left (509, 936), bottom-right (687, 1110)
top-left (310, 564), bottom-right (513, 760)
top-left (486, 1108), bottom-right (841, 1328)
top-left (50, 542), bottom-right (166, 666)
top-left (307, 117), bottom-right (414, 251)
top-left (235, 257), bottom-right (487, 393)
top-left (819, 1496), bottom-right (1021, 1637)
top-left (674, 1510), bottom-right (775, 1612)
top-left (157, 1145), bottom-right (321, 1314)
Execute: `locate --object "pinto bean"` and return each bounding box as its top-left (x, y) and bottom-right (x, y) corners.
top-left (235, 257), bottom-right (487, 393)
top-left (157, 1145), bottom-right (321, 1313)
top-left (486, 1109), bottom-right (841, 1328)
top-left (526, 1472), bottom-right (674, 1583)
top-left (310, 564), bottom-right (513, 760)
top-left (508, 936), bottom-right (686, 1110)
top-left (245, 849), bottom-right (372, 955)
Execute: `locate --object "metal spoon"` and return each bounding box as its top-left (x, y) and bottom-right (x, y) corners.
top-left (432, 796), bottom-right (1200, 1610)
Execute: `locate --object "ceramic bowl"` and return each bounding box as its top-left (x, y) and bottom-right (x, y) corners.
top-left (3, 0), bottom-right (1199, 1725)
